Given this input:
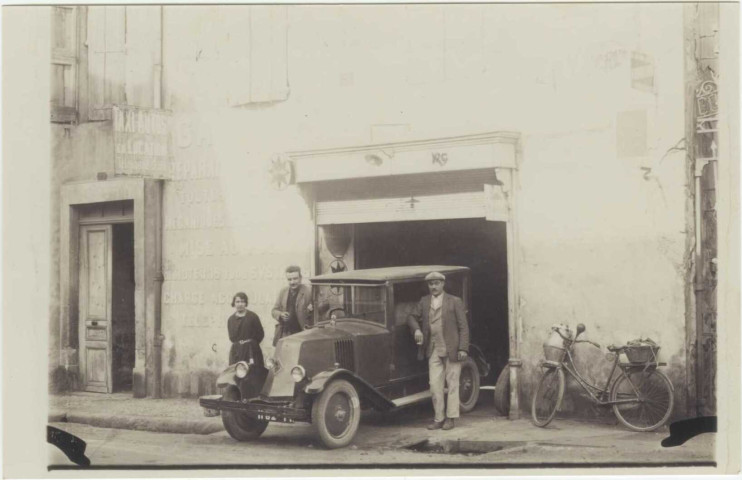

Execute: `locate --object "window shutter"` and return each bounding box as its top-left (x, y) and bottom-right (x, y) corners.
top-left (88, 6), bottom-right (126, 120)
top-left (51, 7), bottom-right (78, 122)
top-left (250, 6), bottom-right (289, 103)
top-left (228, 6), bottom-right (289, 106)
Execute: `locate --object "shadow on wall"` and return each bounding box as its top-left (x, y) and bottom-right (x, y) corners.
top-left (163, 339), bottom-right (225, 397)
top-left (49, 365), bottom-right (80, 394)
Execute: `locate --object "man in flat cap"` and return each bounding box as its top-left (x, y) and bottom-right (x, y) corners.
top-left (407, 271), bottom-right (470, 430)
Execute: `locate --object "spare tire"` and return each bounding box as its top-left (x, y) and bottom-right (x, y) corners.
top-left (494, 367), bottom-right (510, 416)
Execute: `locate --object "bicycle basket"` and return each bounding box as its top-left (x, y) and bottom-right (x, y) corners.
top-left (543, 326), bottom-right (570, 362)
top-left (624, 344), bottom-right (660, 364)
top-left (543, 345), bottom-right (567, 363)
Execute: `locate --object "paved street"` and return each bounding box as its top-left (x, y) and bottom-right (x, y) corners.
top-left (49, 401), bottom-right (715, 469)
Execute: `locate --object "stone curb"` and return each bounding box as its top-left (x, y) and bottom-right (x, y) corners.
top-left (49, 411), bottom-right (225, 435)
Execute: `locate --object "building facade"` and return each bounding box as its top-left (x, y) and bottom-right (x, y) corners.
top-left (50, 4), bottom-right (728, 419)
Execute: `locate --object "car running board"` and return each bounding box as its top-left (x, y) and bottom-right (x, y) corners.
top-left (392, 390), bottom-right (432, 408)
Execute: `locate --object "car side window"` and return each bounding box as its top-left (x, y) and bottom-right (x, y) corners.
top-left (393, 301), bottom-right (416, 327)
top-left (444, 274), bottom-right (464, 299)
top-left (393, 282), bottom-right (427, 327)
top-left (393, 275), bottom-right (465, 327)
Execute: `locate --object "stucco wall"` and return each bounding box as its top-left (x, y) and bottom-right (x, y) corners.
top-left (51, 4), bottom-right (692, 413)
top-left (156, 3), bottom-right (690, 409)
top-left (50, 121), bottom-right (115, 386)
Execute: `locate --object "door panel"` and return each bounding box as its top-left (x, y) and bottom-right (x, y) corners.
top-left (393, 324), bottom-right (427, 380)
top-left (86, 230), bottom-right (108, 318)
top-left (86, 326), bottom-right (107, 341)
top-left (78, 225), bottom-right (113, 393)
top-left (86, 347), bottom-right (108, 390)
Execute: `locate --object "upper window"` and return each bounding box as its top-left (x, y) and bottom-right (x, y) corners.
top-left (87, 6), bottom-right (127, 121)
top-left (51, 6), bottom-right (78, 123)
top-left (224, 6), bottom-right (290, 106)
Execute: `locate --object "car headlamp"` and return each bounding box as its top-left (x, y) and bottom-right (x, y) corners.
top-left (265, 357), bottom-right (276, 370)
top-left (235, 361), bottom-right (249, 379)
top-left (291, 366), bottom-right (306, 383)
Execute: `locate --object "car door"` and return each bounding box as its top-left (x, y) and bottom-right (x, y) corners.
top-left (391, 280), bottom-right (429, 381)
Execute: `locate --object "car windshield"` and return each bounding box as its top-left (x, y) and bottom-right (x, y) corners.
top-left (313, 284), bottom-right (386, 325)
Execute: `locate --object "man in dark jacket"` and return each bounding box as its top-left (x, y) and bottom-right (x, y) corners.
top-left (407, 271), bottom-right (469, 430)
top-left (271, 265), bottom-right (313, 346)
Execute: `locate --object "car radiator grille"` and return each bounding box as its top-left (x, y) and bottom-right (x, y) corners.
top-left (334, 339), bottom-right (355, 371)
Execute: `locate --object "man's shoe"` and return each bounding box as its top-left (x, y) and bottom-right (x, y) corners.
top-left (427, 420), bottom-right (444, 430)
top-left (442, 418), bottom-right (455, 430)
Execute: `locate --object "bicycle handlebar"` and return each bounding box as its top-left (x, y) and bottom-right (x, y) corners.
top-left (554, 328), bottom-right (572, 341)
top-left (574, 339), bottom-right (601, 349)
top-left (553, 326), bottom-right (600, 349)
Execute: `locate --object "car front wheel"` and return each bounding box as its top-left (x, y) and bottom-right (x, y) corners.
top-left (312, 379), bottom-right (361, 449)
top-left (458, 357), bottom-right (481, 413)
top-left (221, 386), bottom-right (269, 441)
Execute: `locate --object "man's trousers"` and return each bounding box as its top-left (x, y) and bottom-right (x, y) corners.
top-left (428, 354), bottom-right (462, 422)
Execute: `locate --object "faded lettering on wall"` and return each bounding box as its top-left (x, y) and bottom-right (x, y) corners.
top-left (113, 105), bottom-right (173, 178)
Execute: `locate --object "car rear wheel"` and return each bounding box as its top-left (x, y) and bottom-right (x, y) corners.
top-left (459, 357), bottom-right (481, 413)
top-left (221, 386), bottom-right (269, 441)
top-left (312, 379), bottom-right (361, 449)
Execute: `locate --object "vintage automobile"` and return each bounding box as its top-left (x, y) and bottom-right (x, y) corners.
top-left (199, 265), bottom-right (490, 449)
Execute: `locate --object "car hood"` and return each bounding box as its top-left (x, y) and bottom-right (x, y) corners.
top-left (299, 319), bottom-right (387, 339)
top-left (262, 320), bottom-right (386, 398)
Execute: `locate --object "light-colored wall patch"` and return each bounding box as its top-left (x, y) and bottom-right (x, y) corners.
top-left (617, 109), bottom-right (648, 158)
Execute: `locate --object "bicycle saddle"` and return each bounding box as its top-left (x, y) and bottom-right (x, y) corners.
top-left (607, 344), bottom-right (624, 352)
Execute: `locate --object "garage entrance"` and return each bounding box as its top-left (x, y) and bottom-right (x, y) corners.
top-left (290, 131), bottom-right (521, 416)
top-left (354, 219), bottom-right (509, 383)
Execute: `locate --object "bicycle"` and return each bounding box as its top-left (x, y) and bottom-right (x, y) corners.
top-left (531, 323), bottom-right (674, 432)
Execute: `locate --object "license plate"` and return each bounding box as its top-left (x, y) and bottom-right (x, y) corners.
top-left (256, 413), bottom-right (294, 423)
top-left (202, 408), bottom-right (220, 418)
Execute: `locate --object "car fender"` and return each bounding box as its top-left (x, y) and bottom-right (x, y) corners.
top-left (216, 364), bottom-right (237, 388)
top-left (304, 369), bottom-right (395, 411)
top-left (469, 343), bottom-right (491, 378)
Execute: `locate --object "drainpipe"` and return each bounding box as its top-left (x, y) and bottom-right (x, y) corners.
top-left (153, 179), bottom-right (164, 398)
top-left (154, 6), bottom-right (163, 110)
top-left (151, 7), bottom-right (165, 398)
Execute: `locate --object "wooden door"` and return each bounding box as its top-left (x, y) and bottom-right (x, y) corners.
top-left (78, 224), bottom-right (113, 393)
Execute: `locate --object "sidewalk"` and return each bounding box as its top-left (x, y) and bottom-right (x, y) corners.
top-left (49, 392), bottom-right (224, 435)
top-left (49, 392), bottom-right (715, 466)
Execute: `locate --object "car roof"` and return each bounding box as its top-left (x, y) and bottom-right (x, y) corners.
top-left (310, 265), bottom-right (470, 283)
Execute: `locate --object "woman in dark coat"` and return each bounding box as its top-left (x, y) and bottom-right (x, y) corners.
top-left (227, 292), bottom-right (265, 368)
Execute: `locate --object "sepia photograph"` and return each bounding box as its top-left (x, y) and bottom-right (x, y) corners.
top-left (2, 1), bottom-right (740, 476)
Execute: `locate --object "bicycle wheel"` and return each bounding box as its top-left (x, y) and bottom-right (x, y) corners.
top-left (531, 367), bottom-right (565, 427)
top-left (610, 369), bottom-right (674, 432)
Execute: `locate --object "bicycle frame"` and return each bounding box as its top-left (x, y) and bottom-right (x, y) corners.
top-left (549, 341), bottom-right (654, 407)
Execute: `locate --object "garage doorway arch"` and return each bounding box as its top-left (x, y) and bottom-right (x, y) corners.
top-left (287, 131), bottom-right (523, 418)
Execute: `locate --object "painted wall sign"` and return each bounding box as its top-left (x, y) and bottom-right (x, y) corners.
top-left (695, 80), bottom-right (719, 162)
top-left (113, 105), bottom-right (173, 178)
top-left (431, 152), bottom-right (449, 166)
top-left (696, 80), bottom-right (718, 119)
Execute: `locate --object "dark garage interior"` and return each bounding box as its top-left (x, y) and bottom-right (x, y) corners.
top-left (353, 218), bottom-right (509, 384)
